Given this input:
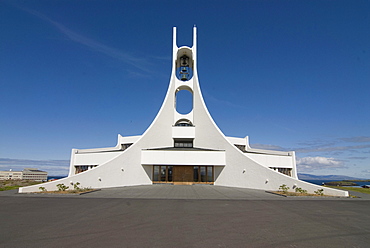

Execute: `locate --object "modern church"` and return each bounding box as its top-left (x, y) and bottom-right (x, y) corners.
top-left (20, 27), bottom-right (348, 197)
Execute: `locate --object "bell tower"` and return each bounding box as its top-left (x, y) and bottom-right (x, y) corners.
top-left (172, 26), bottom-right (197, 129)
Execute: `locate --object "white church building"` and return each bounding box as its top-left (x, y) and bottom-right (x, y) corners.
top-left (20, 27), bottom-right (348, 197)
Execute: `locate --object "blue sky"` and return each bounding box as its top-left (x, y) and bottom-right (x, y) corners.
top-left (1, 0), bottom-right (369, 177)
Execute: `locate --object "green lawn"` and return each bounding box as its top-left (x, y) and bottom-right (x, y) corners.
top-left (0, 185), bottom-right (20, 191)
top-left (0, 180), bottom-right (43, 191)
top-left (326, 186), bottom-right (370, 194)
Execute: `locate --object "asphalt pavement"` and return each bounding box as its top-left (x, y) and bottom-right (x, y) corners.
top-left (1, 185), bottom-right (370, 247)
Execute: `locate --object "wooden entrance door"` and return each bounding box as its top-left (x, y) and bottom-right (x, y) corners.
top-left (173, 166), bottom-right (193, 185)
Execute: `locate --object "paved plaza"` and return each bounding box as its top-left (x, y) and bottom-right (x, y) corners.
top-left (1, 185), bottom-right (370, 247)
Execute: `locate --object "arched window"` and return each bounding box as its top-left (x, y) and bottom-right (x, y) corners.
top-left (175, 119), bottom-right (193, 126)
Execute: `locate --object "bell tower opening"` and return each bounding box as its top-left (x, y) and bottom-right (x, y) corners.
top-left (179, 55), bottom-right (190, 81)
top-left (176, 48), bottom-right (193, 81)
top-left (175, 88), bottom-right (193, 114)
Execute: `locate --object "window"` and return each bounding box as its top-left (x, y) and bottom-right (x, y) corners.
top-left (174, 141), bottom-right (193, 148)
top-left (174, 119), bottom-right (193, 127)
top-left (193, 166), bottom-right (214, 183)
top-left (193, 166), bottom-right (199, 182)
top-left (174, 138), bottom-right (193, 148)
top-left (153, 166), bottom-right (173, 183)
top-left (75, 165), bottom-right (98, 174)
top-left (270, 167), bottom-right (292, 177)
top-left (235, 145), bottom-right (246, 152)
top-left (121, 143), bottom-right (133, 151)
top-left (160, 166), bottom-right (166, 181)
top-left (153, 166), bottom-right (159, 181)
top-left (207, 166), bottom-right (213, 182)
top-left (200, 166), bottom-right (205, 182)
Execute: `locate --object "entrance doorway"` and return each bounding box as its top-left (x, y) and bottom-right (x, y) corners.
top-left (152, 165), bottom-right (214, 185)
top-left (173, 166), bottom-right (193, 185)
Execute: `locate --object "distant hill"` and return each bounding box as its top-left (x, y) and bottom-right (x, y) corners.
top-left (298, 173), bottom-right (365, 181)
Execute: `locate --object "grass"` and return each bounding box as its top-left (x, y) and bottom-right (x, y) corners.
top-left (0, 180), bottom-right (43, 191)
top-left (0, 185), bottom-right (21, 191)
top-left (343, 179), bottom-right (370, 182)
top-left (326, 186), bottom-right (370, 194)
top-left (324, 181), bottom-right (358, 186)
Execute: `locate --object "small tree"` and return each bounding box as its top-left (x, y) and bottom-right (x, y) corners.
top-left (279, 184), bottom-right (289, 193)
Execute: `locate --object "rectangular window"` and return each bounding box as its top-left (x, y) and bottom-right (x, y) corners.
top-left (194, 166), bottom-right (199, 182)
top-left (207, 166), bottom-right (213, 182)
top-left (153, 166), bottom-right (159, 181)
top-left (153, 165), bottom-right (173, 183)
top-left (200, 166), bottom-right (206, 182)
top-left (167, 166), bottom-right (173, 181)
top-left (160, 166), bottom-right (166, 181)
top-left (174, 139), bottom-right (193, 148)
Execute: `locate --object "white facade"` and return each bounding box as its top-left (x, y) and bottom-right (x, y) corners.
top-left (19, 27), bottom-right (348, 197)
top-left (0, 170), bottom-right (22, 180)
top-left (1, 168), bottom-right (47, 181)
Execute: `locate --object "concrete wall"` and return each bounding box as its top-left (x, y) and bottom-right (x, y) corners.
top-left (141, 150), bottom-right (225, 166)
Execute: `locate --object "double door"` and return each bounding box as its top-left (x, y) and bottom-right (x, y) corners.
top-left (173, 166), bottom-right (193, 185)
top-left (152, 165), bottom-right (214, 185)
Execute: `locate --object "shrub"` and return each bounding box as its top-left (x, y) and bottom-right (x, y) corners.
top-left (56, 183), bottom-right (69, 191)
top-left (39, 186), bottom-right (46, 192)
top-left (314, 188), bottom-right (324, 196)
top-left (73, 182), bottom-right (81, 190)
top-left (279, 184), bottom-right (290, 193)
top-left (295, 187), bottom-right (307, 194)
